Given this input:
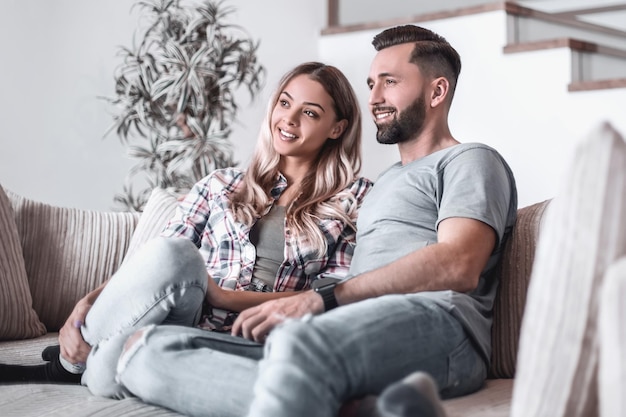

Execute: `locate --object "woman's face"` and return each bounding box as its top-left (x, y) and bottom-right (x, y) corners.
top-left (270, 74), bottom-right (346, 163)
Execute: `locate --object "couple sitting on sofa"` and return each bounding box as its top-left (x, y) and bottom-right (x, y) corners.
top-left (0, 24), bottom-right (517, 417)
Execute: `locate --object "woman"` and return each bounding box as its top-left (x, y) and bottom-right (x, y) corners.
top-left (0, 62), bottom-right (373, 401)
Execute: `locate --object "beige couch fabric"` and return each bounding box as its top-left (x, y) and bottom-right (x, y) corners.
top-left (511, 122), bottom-right (626, 417)
top-left (489, 199), bottom-right (548, 378)
top-left (0, 185), bottom-right (46, 340)
top-left (8, 190), bottom-right (140, 331)
top-left (599, 257), bottom-right (626, 417)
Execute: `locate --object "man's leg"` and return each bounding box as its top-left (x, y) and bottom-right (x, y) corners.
top-left (247, 294), bottom-right (487, 417)
top-left (106, 325), bottom-right (263, 417)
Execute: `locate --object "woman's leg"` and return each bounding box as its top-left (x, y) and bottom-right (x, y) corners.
top-left (247, 294), bottom-right (487, 417)
top-left (82, 237), bottom-right (208, 344)
top-left (81, 237), bottom-right (208, 389)
top-left (0, 237), bottom-right (207, 384)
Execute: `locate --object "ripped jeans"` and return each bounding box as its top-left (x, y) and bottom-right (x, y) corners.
top-left (82, 237), bottom-right (486, 417)
top-left (80, 237), bottom-right (262, 417)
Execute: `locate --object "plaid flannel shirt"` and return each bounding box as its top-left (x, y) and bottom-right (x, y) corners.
top-left (160, 168), bottom-right (373, 328)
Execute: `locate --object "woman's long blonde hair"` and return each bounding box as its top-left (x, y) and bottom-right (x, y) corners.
top-left (230, 62), bottom-right (363, 256)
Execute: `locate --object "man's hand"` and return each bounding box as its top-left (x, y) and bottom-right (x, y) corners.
top-left (58, 301), bottom-right (92, 364)
top-left (231, 290), bottom-right (324, 342)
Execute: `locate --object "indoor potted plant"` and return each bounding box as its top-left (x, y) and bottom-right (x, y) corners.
top-left (105, 0), bottom-right (266, 211)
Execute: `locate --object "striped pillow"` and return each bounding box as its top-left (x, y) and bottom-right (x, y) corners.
top-left (124, 187), bottom-right (179, 260)
top-left (0, 185), bottom-right (46, 339)
top-left (8, 192), bottom-right (140, 332)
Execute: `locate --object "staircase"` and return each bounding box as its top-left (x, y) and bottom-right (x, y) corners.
top-left (502, 2), bottom-right (626, 91)
top-left (324, 1), bottom-right (626, 91)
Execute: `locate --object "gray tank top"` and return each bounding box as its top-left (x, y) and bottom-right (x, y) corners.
top-left (248, 205), bottom-right (286, 292)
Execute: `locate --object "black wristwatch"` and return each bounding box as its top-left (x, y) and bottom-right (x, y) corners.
top-left (312, 278), bottom-right (340, 312)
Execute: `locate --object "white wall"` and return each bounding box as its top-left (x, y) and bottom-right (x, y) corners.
top-left (320, 11), bottom-right (626, 207)
top-left (0, 0), bottom-right (326, 210)
top-left (1, 3), bottom-right (625, 210)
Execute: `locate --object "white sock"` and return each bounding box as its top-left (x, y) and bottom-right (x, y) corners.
top-left (59, 354), bottom-right (86, 374)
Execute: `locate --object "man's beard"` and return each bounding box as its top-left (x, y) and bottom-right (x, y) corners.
top-left (375, 95), bottom-right (426, 145)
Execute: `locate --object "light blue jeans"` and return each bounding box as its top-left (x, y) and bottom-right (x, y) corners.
top-left (81, 236), bottom-right (264, 416)
top-left (83, 237), bottom-right (486, 417)
top-left (245, 295), bottom-right (487, 417)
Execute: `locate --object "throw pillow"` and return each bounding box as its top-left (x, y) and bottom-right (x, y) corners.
top-left (124, 187), bottom-right (179, 260)
top-left (510, 122), bottom-right (626, 417)
top-left (9, 191), bottom-right (141, 331)
top-left (0, 185), bottom-right (46, 339)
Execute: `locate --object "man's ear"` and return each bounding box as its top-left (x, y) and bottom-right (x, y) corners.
top-left (430, 77), bottom-right (450, 108)
top-left (329, 119), bottom-right (348, 140)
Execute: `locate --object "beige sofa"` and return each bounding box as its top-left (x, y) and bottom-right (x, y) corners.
top-left (0, 180), bottom-right (548, 416)
top-left (3, 121), bottom-right (623, 417)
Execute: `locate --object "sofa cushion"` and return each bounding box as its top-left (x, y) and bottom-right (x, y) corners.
top-left (8, 191), bottom-right (141, 332)
top-left (489, 199), bottom-right (549, 378)
top-left (125, 187), bottom-right (179, 260)
top-left (0, 185), bottom-right (46, 340)
top-left (511, 122), bottom-right (626, 417)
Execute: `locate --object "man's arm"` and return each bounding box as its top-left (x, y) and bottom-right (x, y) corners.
top-left (336, 216), bottom-right (496, 302)
top-left (232, 216), bottom-right (496, 342)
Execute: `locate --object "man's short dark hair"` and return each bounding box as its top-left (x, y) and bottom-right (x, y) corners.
top-left (372, 25), bottom-right (462, 100)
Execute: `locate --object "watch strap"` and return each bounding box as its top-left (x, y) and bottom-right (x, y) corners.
top-left (314, 282), bottom-right (338, 312)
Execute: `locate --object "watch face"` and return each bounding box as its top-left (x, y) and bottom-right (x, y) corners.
top-left (317, 282), bottom-right (336, 293)
top-left (312, 277), bottom-right (340, 289)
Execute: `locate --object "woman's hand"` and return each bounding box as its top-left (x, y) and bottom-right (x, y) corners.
top-left (58, 300), bottom-right (92, 365)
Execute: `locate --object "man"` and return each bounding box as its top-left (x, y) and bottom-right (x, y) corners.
top-left (238, 24), bottom-right (517, 417)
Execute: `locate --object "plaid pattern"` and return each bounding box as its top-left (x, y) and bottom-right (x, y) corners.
top-left (161, 168), bottom-right (373, 328)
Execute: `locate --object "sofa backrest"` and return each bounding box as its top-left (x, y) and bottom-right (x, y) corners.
top-left (489, 199), bottom-right (550, 378)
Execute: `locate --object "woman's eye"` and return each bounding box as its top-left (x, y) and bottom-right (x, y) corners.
top-left (279, 99), bottom-right (289, 107)
top-left (304, 110), bottom-right (318, 118)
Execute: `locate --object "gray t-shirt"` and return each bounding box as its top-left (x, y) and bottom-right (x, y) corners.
top-left (349, 142), bottom-right (517, 362)
top-left (249, 205), bottom-right (286, 292)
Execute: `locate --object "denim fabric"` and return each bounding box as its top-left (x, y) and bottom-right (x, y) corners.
top-left (116, 325), bottom-right (262, 417)
top-left (246, 294), bottom-right (487, 417)
top-left (81, 237), bottom-right (208, 397)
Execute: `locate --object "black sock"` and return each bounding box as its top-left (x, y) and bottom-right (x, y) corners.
top-left (0, 345), bottom-right (82, 384)
top-left (42, 345), bottom-right (61, 361)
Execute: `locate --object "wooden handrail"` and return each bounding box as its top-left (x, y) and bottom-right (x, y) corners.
top-left (324, 1), bottom-right (626, 40)
top-left (552, 4), bottom-right (626, 19)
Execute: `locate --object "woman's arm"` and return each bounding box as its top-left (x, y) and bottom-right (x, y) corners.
top-left (205, 277), bottom-right (299, 313)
